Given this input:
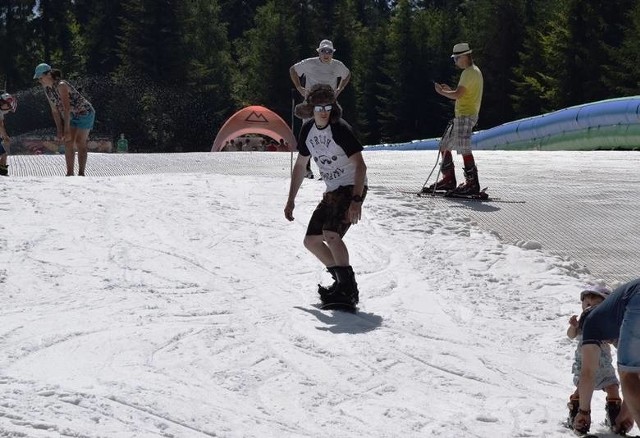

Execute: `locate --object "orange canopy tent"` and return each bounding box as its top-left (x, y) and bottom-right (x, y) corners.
top-left (211, 105), bottom-right (297, 152)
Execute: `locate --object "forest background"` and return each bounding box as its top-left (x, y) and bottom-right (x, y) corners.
top-left (1, 0), bottom-right (639, 152)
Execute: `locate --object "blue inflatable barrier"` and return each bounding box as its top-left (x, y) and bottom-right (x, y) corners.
top-left (366, 96), bottom-right (640, 151)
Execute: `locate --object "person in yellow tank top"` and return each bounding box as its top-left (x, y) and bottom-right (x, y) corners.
top-left (424, 42), bottom-right (484, 195)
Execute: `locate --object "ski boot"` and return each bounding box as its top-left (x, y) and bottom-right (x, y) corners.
top-left (451, 165), bottom-right (480, 195)
top-left (422, 161), bottom-right (456, 193)
top-left (322, 266), bottom-right (359, 307)
top-left (318, 267), bottom-right (338, 304)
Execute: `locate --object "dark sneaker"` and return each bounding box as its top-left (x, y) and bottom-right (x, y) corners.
top-left (567, 398), bottom-right (579, 429)
top-left (0, 165), bottom-right (7, 176)
top-left (605, 398), bottom-right (622, 431)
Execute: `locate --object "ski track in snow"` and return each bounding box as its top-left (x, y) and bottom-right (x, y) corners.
top-left (0, 171), bottom-right (634, 437)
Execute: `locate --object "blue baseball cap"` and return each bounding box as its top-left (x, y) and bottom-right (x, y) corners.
top-left (33, 63), bottom-right (52, 79)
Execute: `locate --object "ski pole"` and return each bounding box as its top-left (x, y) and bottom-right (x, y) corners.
top-left (420, 120), bottom-right (453, 193)
top-left (420, 148), bottom-right (440, 193)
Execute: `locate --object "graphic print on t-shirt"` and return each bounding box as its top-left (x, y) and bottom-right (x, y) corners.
top-left (306, 125), bottom-right (355, 191)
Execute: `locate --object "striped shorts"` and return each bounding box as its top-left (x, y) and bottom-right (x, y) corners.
top-left (440, 116), bottom-right (478, 154)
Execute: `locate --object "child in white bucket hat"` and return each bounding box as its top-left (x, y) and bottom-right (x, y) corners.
top-left (566, 283), bottom-right (622, 432)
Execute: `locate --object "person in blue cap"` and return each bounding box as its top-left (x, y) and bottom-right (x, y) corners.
top-left (33, 63), bottom-right (95, 176)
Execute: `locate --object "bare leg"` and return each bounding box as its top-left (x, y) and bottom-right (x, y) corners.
top-left (303, 231), bottom-right (350, 267)
top-left (303, 234), bottom-right (336, 267)
top-left (620, 372), bottom-right (640, 427)
top-left (64, 139), bottom-right (75, 176)
top-left (605, 384), bottom-right (621, 400)
top-left (322, 230), bottom-right (349, 266)
top-left (73, 127), bottom-right (90, 176)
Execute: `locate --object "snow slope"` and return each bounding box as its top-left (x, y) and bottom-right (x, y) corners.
top-left (0, 156), bottom-right (636, 437)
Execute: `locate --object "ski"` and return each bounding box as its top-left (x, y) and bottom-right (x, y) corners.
top-left (404, 188), bottom-right (525, 204)
top-left (418, 187), bottom-right (490, 200)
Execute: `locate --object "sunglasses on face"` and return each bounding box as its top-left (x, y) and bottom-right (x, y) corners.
top-left (313, 104), bottom-right (333, 112)
top-left (319, 49), bottom-right (334, 55)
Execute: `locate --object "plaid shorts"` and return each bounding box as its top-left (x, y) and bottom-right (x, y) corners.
top-left (440, 116), bottom-right (478, 154)
top-left (306, 185), bottom-right (368, 237)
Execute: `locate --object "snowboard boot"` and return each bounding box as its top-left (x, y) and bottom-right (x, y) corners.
top-left (422, 160), bottom-right (456, 193)
top-left (567, 396), bottom-right (579, 429)
top-left (318, 267), bottom-right (338, 303)
top-left (452, 165), bottom-right (480, 195)
top-left (0, 164), bottom-right (8, 176)
top-left (327, 266), bottom-right (359, 306)
top-left (605, 398), bottom-right (622, 431)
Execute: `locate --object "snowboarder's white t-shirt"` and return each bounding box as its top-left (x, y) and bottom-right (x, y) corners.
top-left (298, 119), bottom-right (366, 192)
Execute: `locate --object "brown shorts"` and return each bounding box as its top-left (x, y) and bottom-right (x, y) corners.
top-left (305, 185), bottom-right (368, 237)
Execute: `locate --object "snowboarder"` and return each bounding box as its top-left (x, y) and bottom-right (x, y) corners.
top-left (573, 278), bottom-right (640, 435)
top-left (566, 284), bottom-right (622, 431)
top-left (423, 42), bottom-right (484, 196)
top-left (284, 84), bottom-right (367, 309)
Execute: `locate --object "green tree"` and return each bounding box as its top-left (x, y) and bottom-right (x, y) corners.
top-left (352, 25), bottom-right (385, 144)
top-left (73, 0), bottom-right (124, 75)
top-left (180, 0), bottom-right (235, 151)
top-left (0, 0), bottom-right (41, 91)
top-left (459, 0), bottom-right (526, 129)
top-left (234, 0), bottom-right (298, 121)
top-left (114, 0), bottom-right (190, 151)
top-left (413, 5), bottom-right (460, 137)
top-left (610, 1), bottom-right (640, 96)
top-left (377, 0), bottom-right (419, 142)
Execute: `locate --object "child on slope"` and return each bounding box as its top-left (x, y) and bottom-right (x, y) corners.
top-left (0, 91), bottom-right (17, 176)
top-left (566, 284), bottom-right (622, 431)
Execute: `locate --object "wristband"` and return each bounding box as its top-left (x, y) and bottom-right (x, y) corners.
top-left (578, 408), bottom-right (591, 415)
top-left (351, 195), bottom-right (363, 203)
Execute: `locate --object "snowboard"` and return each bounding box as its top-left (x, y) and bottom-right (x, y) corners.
top-left (320, 302), bottom-right (357, 313)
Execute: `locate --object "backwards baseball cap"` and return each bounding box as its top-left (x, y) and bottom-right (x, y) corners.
top-left (33, 63), bottom-right (52, 79)
top-left (451, 42), bottom-right (473, 57)
top-left (317, 39), bottom-right (335, 52)
top-left (580, 284), bottom-right (612, 301)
